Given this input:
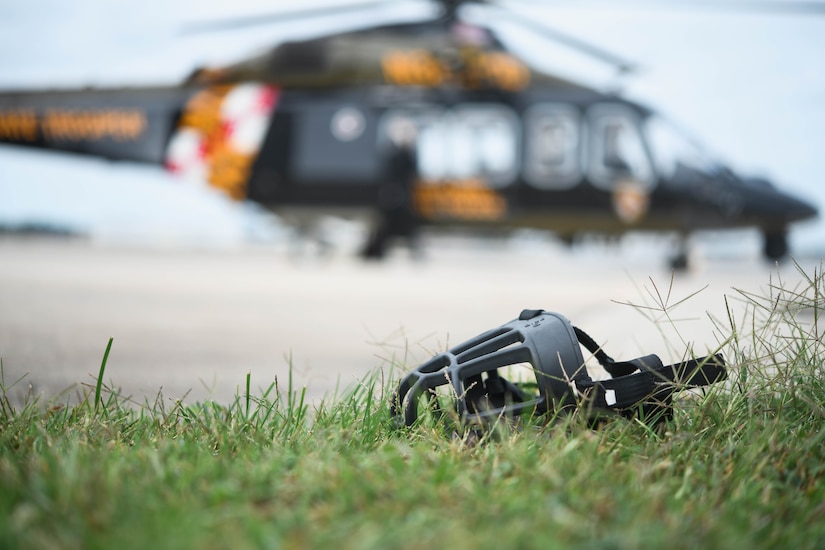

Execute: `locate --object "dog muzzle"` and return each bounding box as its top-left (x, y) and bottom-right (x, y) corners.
top-left (392, 309), bottom-right (726, 427)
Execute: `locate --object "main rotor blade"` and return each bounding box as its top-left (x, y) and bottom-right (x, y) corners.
top-left (507, 0), bottom-right (825, 16)
top-left (490, 6), bottom-right (636, 74)
top-left (181, 1), bottom-right (412, 34)
top-left (640, 0), bottom-right (825, 14)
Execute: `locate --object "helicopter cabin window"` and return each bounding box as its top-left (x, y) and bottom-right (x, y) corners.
top-left (587, 105), bottom-right (654, 190)
top-left (378, 105), bottom-right (444, 179)
top-left (523, 104), bottom-right (580, 189)
top-left (379, 105), bottom-right (520, 188)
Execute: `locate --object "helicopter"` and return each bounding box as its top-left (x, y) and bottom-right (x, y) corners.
top-left (0, 0), bottom-right (818, 268)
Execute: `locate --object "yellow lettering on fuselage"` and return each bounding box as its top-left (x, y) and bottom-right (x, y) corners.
top-left (414, 179), bottom-right (507, 221)
top-left (40, 109), bottom-right (147, 141)
top-left (382, 50), bottom-right (450, 87)
top-left (0, 108), bottom-right (146, 142)
top-left (462, 50), bottom-right (531, 91)
top-left (0, 110), bottom-right (38, 141)
top-left (381, 48), bottom-right (530, 91)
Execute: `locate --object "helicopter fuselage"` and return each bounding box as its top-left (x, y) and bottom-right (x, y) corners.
top-left (0, 80), bottom-right (817, 260)
top-left (246, 85), bottom-right (817, 244)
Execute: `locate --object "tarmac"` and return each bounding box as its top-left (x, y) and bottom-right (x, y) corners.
top-left (0, 233), bottom-right (819, 407)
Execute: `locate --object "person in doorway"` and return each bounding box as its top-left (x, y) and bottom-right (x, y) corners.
top-left (362, 117), bottom-right (421, 259)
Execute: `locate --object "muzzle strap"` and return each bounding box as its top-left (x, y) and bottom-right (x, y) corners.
top-left (574, 326), bottom-right (657, 377)
top-left (576, 353), bottom-right (727, 415)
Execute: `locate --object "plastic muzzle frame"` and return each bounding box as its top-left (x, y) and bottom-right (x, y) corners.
top-left (392, 309), bottom-right (727, 427)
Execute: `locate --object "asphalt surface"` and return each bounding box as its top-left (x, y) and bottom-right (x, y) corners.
top-left (0, 235), bottom-right (817, 407)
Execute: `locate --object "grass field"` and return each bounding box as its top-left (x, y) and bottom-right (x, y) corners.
top-left (2, 264), bottom-right (824, 549)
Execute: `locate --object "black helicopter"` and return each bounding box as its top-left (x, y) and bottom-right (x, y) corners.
top-left (0, 0), bottom-right (817, 267)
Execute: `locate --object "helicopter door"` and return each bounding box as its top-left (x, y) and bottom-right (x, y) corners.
top-left (586, 104), bottom-right (655, 191)
top-left (523, 104), bottom-right (581, 189)
top-left (292, 103), bottom-right (380, 183)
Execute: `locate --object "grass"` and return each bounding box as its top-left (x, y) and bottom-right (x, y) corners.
top-left (1, 263), bottom-right (824, 549)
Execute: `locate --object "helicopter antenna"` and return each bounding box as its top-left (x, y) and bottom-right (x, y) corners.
top-left (440, 0), bottom-right (464, 21)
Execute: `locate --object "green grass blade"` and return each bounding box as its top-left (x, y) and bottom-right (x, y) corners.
top-left (95, 337), bottom-right (113, 413)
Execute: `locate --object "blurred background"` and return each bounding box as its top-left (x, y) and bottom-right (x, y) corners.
top-left (0, 0), bottom-right (823, 251)
top-left (0, 0), bottom-right (823, 404)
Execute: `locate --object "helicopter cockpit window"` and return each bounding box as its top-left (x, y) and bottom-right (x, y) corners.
top-left (380, 105), bottom-right (520, 188)
top-left (587, 105), bottom-right (654, 190)
top-left (644, 115), bottom-right (718, 179)
top-left (523, 104), bottom-right (581, 189)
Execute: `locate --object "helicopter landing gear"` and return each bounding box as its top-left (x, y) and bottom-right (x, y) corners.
top-left (669, 251), bottom-right (689, 272)
top-left (669, 235), bottom-right (690, 271)
top-left (361, 227), bottom-right (389, 260)
top-left (763, 230), bottom-right (789, 262)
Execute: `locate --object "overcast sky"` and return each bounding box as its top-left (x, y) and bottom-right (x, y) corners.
top-left (0, 0), bottom-right (823, 249)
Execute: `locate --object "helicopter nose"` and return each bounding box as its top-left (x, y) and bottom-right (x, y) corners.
top-left (783, 194), bottom-right (819, 223)
top-left (749, 185), bottom-right (819, 223)
top-left (744, 185), bottom-right (819, 224)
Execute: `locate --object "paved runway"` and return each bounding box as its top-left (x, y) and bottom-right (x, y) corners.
top-left (0, 235), bottom-right (818, 407)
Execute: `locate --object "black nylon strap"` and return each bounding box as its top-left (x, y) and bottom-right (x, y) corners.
top-left (574, 326), bottom-right (726, 385)
top-left (573, 326), bottom-right (615, 370)
top-left (574, 326), bottom-right (664, 377)
top-left (573, 324), bottom-right (727, 412)
top-left (581, 354), bottom-right (726, 409)
top-left (668, 354), bottom-right (727, 386)
top-left (640, 354), bottom-right (727, 387)
top-left (594, 372), bottom-right (659, 408)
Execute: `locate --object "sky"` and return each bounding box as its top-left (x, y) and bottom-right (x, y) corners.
top-left (0, 0), bottom-right (823, 251)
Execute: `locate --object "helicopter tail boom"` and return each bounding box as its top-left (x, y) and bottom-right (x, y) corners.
top-left (0, 83), bottom-right (281, 201)
top-left (0, 86), bottom-right (196, 164)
